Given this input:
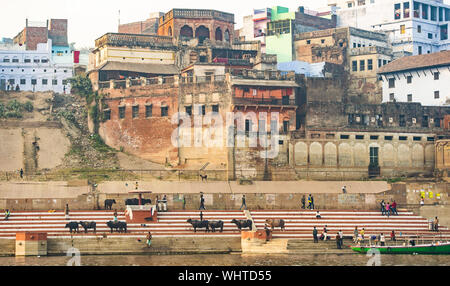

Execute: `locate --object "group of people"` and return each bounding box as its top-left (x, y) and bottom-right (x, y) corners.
top-left (156, 195), bottom-right (168, 212)
top-left (5, 83), bottom-right (20, 92)
top-left (301, 194), bottom-right (315, 210)
top-left (380, 200), bottom-right (398, 217)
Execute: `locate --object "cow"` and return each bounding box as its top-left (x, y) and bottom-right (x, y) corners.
top-left (79, 221), bottom-right (96, 233)
top-left (104, 199), bottom-right (116, 210)
top-left (208, 221), bottom-right (224, 233)
top-left (266, 219), bottom-right (286, 231)
top-left (65, 222), bottom-right (79, 233)
top-left (125, 198), bottom-right (152, 206)
top-left (106, 221), bottom-right (127, 233)
top-left (187, 219), bottom-right (209, 233)
top-left (231, 219), bottom-right (253, 231)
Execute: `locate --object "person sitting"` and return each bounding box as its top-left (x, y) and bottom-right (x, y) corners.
top-left (380, 233), bottom-right (386, 246)
top-left (4, 209), bottom-right (11, 220)
top-left (316, 211), bottom-right (321, 219)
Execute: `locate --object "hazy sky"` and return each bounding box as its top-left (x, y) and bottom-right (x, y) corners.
top-left (0, 0), bottom-right (328, 48)
top-left (1, 0), bottom-right (449, 48)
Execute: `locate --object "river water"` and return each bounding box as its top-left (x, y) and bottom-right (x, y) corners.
top-left (2, 253), bottom-right (450, 266)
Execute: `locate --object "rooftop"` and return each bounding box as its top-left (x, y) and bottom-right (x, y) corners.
top-left (378, 50), bottom-right (450, 74)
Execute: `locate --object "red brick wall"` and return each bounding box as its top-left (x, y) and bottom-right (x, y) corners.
top-left (48, 19), bottom-right (68, 46)
top-left (24, 27), bottom-right (48, 50)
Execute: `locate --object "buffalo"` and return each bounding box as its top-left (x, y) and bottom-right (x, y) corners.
top-left (125, 198), bottom-right (152, 206)
top-left (187, 219), bottom-right (209, 233)
top-left (231, 219), bottom-right (253, 231)
top-left (65, 222), bottom-right (79, 233)
top-left (104, 199), bottom-right (116, 210)
top-left (266, 219), bottom-right (286, 231)
top-left (106, 221), bottom-right (127, 233)
top-left (208, 221), bottom-right (224, 233)
top-left (79, 221), bottom-right (96, 233)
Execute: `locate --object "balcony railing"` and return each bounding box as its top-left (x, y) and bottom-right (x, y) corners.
top-left (231, 69), bottom-right (295, 81)
top-left (233, 97), bottom-right (297, 106)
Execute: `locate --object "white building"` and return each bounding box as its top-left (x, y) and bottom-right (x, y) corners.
top-left (0, 40), bottom-right (72, 93)
top-left (328, 0), bottom-right (450, 55)
top-left (378, 49), bottom-right (450, 105)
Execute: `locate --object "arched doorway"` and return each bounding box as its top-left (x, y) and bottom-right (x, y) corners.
top-left (180, 25), bottom-right (193, 38)
top-left (195, 25), bottom-right (210, 44)
top-left (224, 29), bottom-right (231, 42)
top-left (215, 27), bottom-right (223, 41)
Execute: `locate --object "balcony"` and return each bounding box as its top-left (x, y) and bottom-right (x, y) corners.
top-left (95, 33), bottom-right (174, 49)
top-left (233, 97), bottom-right (297, 108)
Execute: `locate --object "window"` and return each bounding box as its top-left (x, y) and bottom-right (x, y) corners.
top-left (358, 0), bottom-right (365, 6)
top-left (383, 60), bottom-right (387, 65)
top-left (62, 80), bottom-right (68, 85)
top-left (119, 106), bottom-right (125, 119)
top-left (417, 25), bottom-right (421, 33)
top-left (407, 94), bottom-right (412, 102)
top-left (434, 72), bottom-right (440, 80)
top-left (413, 2), bottom-right (420, 18)
top-left (390, 93), bottom-right (395, 101)
top-left (145, 105), bottom-right (152, 118)
top-left (352, 61), bottom-right (357, 72)
top-left (400, 25), bottom-right (406, 34)
top-left (20, 79), bottom-right (26, 85)
top-left (212, 105), bottom-right (219, 113)
top-left (427, 137), bottom-right (435, 142)
top-left (413, 137), bottom-right (422, 141)
top-left (399, 136), bottom-right (408, 141)
top-left (399, 115), bottom-right (406, 127)
top-left (434, 91), bottom-right (440, 99)
top-left (441, 24), bottom-right (448, 41)
top-left (370, 147), bottom-right (379, 166)
top-left (306, 40), bottom-right (311, 44)
top-left (283, 121), bottom-right (289, 133)
top-left (395, 3), bottom-right (401, 20)
top-left (385, 136), bottom-right (393, 141)
top-left (348, 2), bottom-right (353, 8)
top-left (356, 135), bottom-right (364, 140)
top-left (42, 79), bottom-right (48, 85)
top-left (370, 135), bottom-right (379, 140)
top-left (31, 79), bottom-right (37, 85)
top-left (418, 46), bottom-right (422, 55)
top-left (403, 2), bottom-right (410, 18)
top-left (422, 116), bottom-right (429, 127)
top-left (434, 118), bottom-right (441, 128)
top-left (368, 59), bottom-right (373, 70)
top-left (428, 33), bottom-right (433, 39)
top-left (360, 60), bottom-right (365, 71)
top-left (201, 105), bottom-right (206, 116)
top-left (132, 105), bottom-right (139, 119)
top-left (245, 119), bottom-right (252, 133)
top-left (340, 135), bottom-right (350, 140)
top-left (353, 43), bottom-right (357, 48)
top-left (388, 78), bottom-right (395, 88)
top-left (378, 59), bottom-right (382, 68)
top-left (8, 79), bottom-right (15, 85)
top-left (34, 58), bottom-right (40, 63)
top-left (12, 57), bottom-right (19, 63)
top-left (3, 57), bottom-right (9, 63)
top-left (103, 110), bottom-right (111, 121)
top-left (422, 4), bottom-right (428, 19)
top-left (52, 79), bottom-right (58, 85)
top-left (407, 75), bottom-right (412, 84)
top-left (24, 58), bottom-right (31, 63)
top-left (41, 58), bottom-right (49, 63)
top-left (431, 6), bottom-right (437, 21)
top-left (161, 106), bottom-right (169, 117)
top-left (185, 106), bottom-right (192, 116)
top-left (321, 39), bottom-right (325, 44)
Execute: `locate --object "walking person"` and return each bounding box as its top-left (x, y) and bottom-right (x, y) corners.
top-left (240, 195), bottom-right (247, 210)
top-left (380, 200), bottom-right (386, 216)
top-left (113, 209), bottom-right (118, 222)
top-left (146, 231), bottom-right (152, 248)
top-left (4, 209), bottom-right (11, 220)
top-left (64, 204), bottom-right (70, 220)
top-left (301, 195), bottom-right (306, 210)
top-left (313, 227), bottom-right (318, 243)
top-left (307, 194), bottom-right (312, 210)
top-left (19, 168), bottom-right (24, 179)
top-left (385, 202), bottom-right (391, 218)
top-left (199, 194), bottom-right (206, 210)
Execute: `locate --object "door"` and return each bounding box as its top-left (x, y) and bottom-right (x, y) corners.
top-left (369, 147), bottom-right (380, 177)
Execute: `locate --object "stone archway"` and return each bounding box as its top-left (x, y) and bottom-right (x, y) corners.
top-left (215, 27), bottom-right (223, 41)
top-left (195, 25), bottom-right (210, 44)
top-left (180, 25), bottom-right (193, 38)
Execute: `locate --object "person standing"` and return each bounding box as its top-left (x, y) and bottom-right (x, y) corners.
top-left (64, 204), bottom-right (70, 220)
top-left (199, 194), bottom-right (206, 210)
top-left (336, 232), bottom-right (342, 249)
top-left (200, 211), bottom-right (203, 222)
top-left (182, 196), bottom-right (186, 210)
top-left (146, 231), bottom-right (152, 248)
top-left (434, 217), bottom-right (439, 232)
top-left (353, 226), bottom-right (359, 243)
top-left (19, 168), bottom-right (24, 179)
top-left (390, 230), bottom-right (396, 242)
top-left (311, 195), bottom-right (315, 210)
top-left (307, 195), bottom-right (312, 210)
top-left (4, 209), bottom-right (11, 220)
top-left (360, 228), bottom-right (365, 242)
top-left (385, 202), bottom-right (391, 218)
top-left (380, 200), bottom-right (386, 216)
top-left (338, 229), bottom-right (344, 248)
top-left (240, 195), bottom-right (247, 210)
top-left (380, 233), bottom-right (386, 246)
top-left (301, 195), bottom-right (306, 209)
top-left (391, 201), bottom-right (398, 215)
top-left (113, 209), bottom-right (118, 222)
top-left (313, 227), bottom-right (318, 243)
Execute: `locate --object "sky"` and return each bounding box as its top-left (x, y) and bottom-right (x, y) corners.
top-left (0, 0), bottom-right (328, 48)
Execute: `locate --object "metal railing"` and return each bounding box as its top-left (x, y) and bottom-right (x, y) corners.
top-left (233, 97), bottom-right (297, 106)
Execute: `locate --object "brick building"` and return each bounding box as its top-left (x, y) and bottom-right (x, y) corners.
top-left (118, 12), bottom-right (163, 35)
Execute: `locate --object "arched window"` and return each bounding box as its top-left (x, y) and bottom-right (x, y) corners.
top-left (2, 56), bottom-right (10, 63)
top-left (12, 56), bottom-right (19, 63)
top-left (24, 56), bottom-right (31, 63)
top-left (224, 29), bottom-right (231, 42)
top-left (41, 57), bottom-right (49, 63)
top-left (195, 26), bottom-right (210, 44)
top-left (33, 57), bottom-right (40, 63)
top-left (180, 25), bottom-right (194, 38)
top-left (215, 27), bottom-right (223, 41)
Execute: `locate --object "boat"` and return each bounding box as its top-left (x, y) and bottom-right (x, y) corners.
top-left (351, 242), bottom-right (450, 255)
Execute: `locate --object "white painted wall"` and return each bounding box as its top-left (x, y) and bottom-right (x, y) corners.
top-left (381, 64), bottom-right (450, 105)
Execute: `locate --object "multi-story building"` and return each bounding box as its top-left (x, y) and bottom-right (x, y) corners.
top-left (328, 0), bottom-right (450, 55)
top-left (0, 40), bottom-right (72, 93)
top-left (265, 6), bottom-right (337, 63)
top-left (378, 49), bottom-right (450, 105)
top-left (239, 8), bottom-right (272, 53)
top-left (294, 27), bottom-right (394, 103)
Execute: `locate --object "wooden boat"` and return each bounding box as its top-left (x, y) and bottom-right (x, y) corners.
top-left (351, 242), bottom-right (450, 255)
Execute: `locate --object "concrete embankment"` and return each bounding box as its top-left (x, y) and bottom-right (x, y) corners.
top-left (0, 236), bottom-right (242, 257)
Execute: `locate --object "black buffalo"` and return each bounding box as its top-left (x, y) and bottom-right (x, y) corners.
top-left (231, 219), bottom-right (253, 231)
top-left (79, 221), bottom-right (96, 233)
top-left (208, 220), bottom-right (224, 233)
top-left (104, 199), bottom-right (116, 210)
top-left (65, 222), bottom-right (79, 233)
top-left (106, 221), bottom-right (127, 233)
top-left (125, 198), bottom-right (152, 206)
top-left (187, 219), bottom-right (209, 233)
